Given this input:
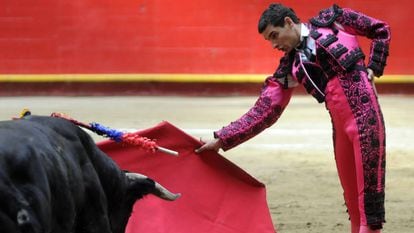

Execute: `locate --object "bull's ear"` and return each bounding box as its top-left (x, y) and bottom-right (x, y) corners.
top-left (125, 173), bottom-right (180, 201)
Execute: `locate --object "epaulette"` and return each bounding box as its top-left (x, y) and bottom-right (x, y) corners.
top-left (310, 4), bottom-right (343, 27)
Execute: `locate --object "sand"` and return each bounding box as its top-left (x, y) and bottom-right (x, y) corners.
top-left (1, 94), bottom-right (412, 232)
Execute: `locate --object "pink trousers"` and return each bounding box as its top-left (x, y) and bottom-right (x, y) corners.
top-left (325, 68), bottom-right (386, 232)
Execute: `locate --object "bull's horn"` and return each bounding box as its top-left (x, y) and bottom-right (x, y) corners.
top-left (126, 173), bottom-right (181, 201)
top-left (125, 172), bottom-right (148, 180)
top-left (153, 182), bottom-right (181, 201)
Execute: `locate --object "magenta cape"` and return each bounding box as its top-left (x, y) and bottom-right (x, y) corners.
top-left (97, 121), bottom-right (276, 233)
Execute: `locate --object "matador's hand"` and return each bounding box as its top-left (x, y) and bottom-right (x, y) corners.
top-left (195, 138), bottom-right (223, 153)
top-left (367, 68), bottom-right (375, 81)
top-left (367, 68), bottom-right (378, 96)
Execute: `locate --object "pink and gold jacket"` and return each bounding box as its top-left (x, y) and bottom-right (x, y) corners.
top-left (214, 4), bottom-right (391, 151)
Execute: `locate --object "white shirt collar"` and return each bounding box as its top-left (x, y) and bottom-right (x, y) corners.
top-left (296, 23), bottom-right (316, 55)
top-left (300, 23), bottom-right (310, 41)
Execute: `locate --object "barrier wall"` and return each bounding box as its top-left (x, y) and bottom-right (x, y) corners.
top-left (0, 0), bottom-right (413, 89)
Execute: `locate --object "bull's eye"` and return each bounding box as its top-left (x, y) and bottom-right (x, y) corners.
top-left (17, 209), bottom-right (30, 225)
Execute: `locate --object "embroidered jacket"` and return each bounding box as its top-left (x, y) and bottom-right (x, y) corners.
top-left (214, 5), bottom-right (391, 151)
top-left (292, 24), bottom-right (366, 103)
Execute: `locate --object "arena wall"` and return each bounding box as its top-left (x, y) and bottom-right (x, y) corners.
top-left (0, 0), bottom-right (413, 95)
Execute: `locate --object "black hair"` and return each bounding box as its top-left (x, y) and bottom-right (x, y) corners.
top-left (258, 3), bottom-right (300, 33)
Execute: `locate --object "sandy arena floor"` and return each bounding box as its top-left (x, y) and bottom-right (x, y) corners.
top-left (1, 94), bottom-right (413, 233)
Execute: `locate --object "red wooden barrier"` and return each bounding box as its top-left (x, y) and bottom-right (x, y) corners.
top-left (0, 0), bottom-right (411, 76)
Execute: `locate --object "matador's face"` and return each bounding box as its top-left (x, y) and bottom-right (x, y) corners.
top-left (261, 17), bottom-right (301, 53)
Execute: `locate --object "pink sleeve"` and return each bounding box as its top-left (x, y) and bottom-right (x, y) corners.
top-left (214, 77), bottom-right (293, 151)
top-left (337, 8), bottom-right (391, 76)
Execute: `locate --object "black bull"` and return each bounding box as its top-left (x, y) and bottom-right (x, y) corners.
top-left (0, 115), bottom-right (180, 233)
